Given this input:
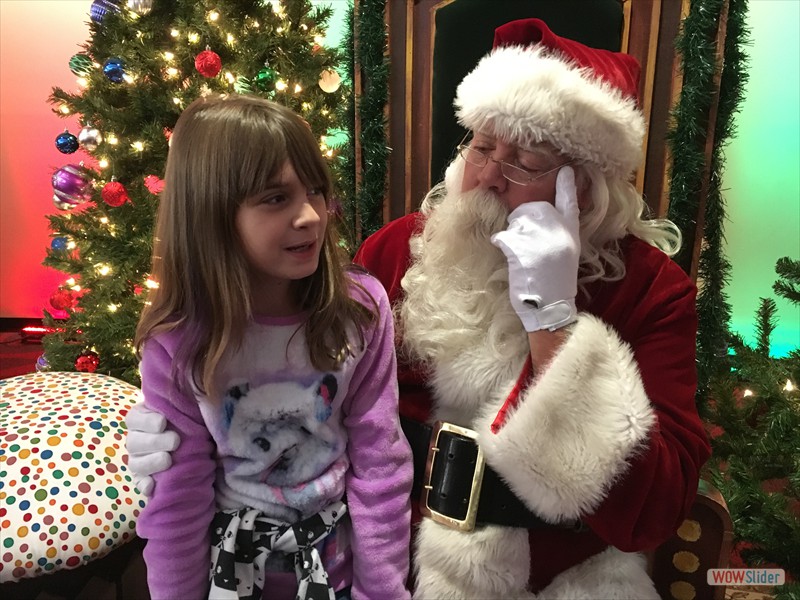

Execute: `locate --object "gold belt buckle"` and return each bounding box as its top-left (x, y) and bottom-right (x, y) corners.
top-left (419, 421), bottom-right (485, 532)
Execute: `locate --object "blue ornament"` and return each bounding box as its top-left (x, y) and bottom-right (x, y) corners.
top-left (56, 131), bottom-right (79, 154)
top-left (103, 57), bottom-right (125, 83)
top-left (51, 237), bottom-right (69, 251)
top-left (90, 0), bottom-right (120, 23)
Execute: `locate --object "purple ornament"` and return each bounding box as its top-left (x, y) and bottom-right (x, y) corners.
top-left (90, 0), bottom-right (120, 23)
top-left (36, 353), bottom-right (51, 372)
top-left (52, 164), bottom-right (93, 205)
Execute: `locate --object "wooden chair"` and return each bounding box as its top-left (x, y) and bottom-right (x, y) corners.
top-left (648, 479), bottom-right (735, 600)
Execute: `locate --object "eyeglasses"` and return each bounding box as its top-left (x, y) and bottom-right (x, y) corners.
top-left (457, 143), bottom-right (572, 186)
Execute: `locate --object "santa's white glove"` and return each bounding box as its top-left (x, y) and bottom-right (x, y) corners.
top-left (125, 403), bottom-right (179, 496)
top-left (490, 166), bottom-right (581, 332)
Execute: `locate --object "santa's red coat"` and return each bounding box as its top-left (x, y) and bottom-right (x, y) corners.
top-left (354, 213), bottom-right (711, 593)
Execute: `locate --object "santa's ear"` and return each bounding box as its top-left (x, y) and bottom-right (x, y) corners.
top-left (572, 164), bottom-right (592, 211)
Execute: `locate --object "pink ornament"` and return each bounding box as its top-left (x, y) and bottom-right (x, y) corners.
top-left (195, 49), bottom-right (222, 78)
top-left (52, 164), bottom-right (93, 205)
top-left (101, 180), bottom-right (129, 206)
top-left (144, 175), bottom-right (165, 194)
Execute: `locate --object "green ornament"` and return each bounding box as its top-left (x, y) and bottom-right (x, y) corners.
top-left (233, 76), bottom-right (252, 94)
top-left (254, 67), bottom-right (277, 92)
top-left (69, 53), bottom-right (94, 77)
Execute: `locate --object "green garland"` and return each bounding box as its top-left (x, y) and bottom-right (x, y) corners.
top-left (667, 0), bottom-right (750, 408)
top-left (338, 0), bottom-right (389, 246)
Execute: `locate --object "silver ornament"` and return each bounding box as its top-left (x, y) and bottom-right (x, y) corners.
top-left (78, 126), bottom-right (103, 152)
top-left (126, 0), bottom-right (153, 16)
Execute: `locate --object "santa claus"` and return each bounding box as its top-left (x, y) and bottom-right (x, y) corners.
top-left (352, 17), bottom-right (710, 600)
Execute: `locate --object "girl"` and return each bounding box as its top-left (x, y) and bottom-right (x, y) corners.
top-left (134, 94), bottom-right (412, 600)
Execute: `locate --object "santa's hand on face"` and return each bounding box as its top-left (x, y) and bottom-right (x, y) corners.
top-left (490, 166), bottom-right (581, 333)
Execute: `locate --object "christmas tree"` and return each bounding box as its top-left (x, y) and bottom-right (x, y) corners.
top-left (41, 0), bottom-right (348, 385)
top-left (704, 259), bottom-right (800, 599)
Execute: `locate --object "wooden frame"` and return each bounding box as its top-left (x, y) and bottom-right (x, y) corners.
top-left (384, 0), bottom-right (687, 221)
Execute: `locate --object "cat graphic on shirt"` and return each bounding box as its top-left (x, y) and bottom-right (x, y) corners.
top-left (222, 374), bottom-right (341, 486)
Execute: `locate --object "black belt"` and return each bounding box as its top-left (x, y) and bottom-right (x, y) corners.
top-left (401, 415), bottom-right (585, 532)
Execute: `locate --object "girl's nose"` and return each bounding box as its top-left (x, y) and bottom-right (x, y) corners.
top-left (294, 199), bottom-right (321, 228)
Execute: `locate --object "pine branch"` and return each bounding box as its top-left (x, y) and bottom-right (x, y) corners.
top-left (774, 257), bottom-right (800, 305)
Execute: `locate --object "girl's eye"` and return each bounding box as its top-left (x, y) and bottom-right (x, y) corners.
top-left (262, 194), bottom-right (286, 205)
top-left (308, 187), bottom-right (324, 197)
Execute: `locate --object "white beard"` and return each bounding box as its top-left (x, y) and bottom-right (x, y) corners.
top-left (399, 159), bottom-right (530, 425)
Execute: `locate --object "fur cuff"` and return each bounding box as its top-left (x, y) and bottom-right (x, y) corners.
top-left (477, 314), bottom-right (655, 521)
top-left (539, 547), bottom-right (658, 600)
top-left (413, 520), bottom-right (532, 599)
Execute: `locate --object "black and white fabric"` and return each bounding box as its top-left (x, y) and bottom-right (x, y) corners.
top-left (208, 501), bottom-right (347, 600)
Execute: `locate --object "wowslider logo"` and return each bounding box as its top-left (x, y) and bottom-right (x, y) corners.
top-left (707, 569), bottom-right (785, 586)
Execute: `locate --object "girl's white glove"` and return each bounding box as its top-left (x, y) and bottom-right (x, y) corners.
top-left (490, 167), bottom-right (581, 332)
top-left (125, 403), bottom-right (179, 496)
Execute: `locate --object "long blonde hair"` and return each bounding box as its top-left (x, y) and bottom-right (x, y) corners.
top-left (135, 94), bottom-right (374, 399)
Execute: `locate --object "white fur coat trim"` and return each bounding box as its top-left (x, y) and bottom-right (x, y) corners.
top-left (476, 313), bottom-right (655, 522)
top-left (539, 546), bottom-right (658, 600)
top-left (455, 45), bottom-right (645, 179)
top-left (413, 519), bottom-right (533, 599)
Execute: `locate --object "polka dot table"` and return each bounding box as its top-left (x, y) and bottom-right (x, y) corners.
top-left (0, 371), bottom-right (147, 583)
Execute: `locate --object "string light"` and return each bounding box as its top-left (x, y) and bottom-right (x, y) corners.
top-left (188, 32), bottom-right (200, 44)
top-left (293, 83), bottom-right (302, 93)
top-left (123, 73), bottom-right (136, 84)
top-left (275, 80), bottom-right (287, 91)
top-left (108, 304), bottom-right (119, 312)
top-left (163, 51), bottom-right (175, 61)
top-left (224, 72), bottom-right (236, 84)
top-left (59, 105), bottom-right (71, 115)
top-left (96, 264), bottom-right (112, 276)
top-left (166, 67), bottom-right (179, 78)
top-left (77, 77), bottom-right (89, 88)
top-left (145, 278), bottom-right (160, 289)
top-left (100, 217), bottom-right (109, 225)
top-left (98, 158), bottom-right (109, 169)
top-left (171, 29), bottom-right (180, 38)
top-left (107, 134), bottom-right (119, 145)
top-left (743, 389), bottom-right (754, 397)
top-left (173, 97), bottom-right (182, 105)
top-left (785, 380), bottom-right (795, 392)
top-left (227, 33), bottom-right (235, 44)
top-left (208, 10), bottom-right (220, 22)
top-left (131, 141), bottom-right (145, 152)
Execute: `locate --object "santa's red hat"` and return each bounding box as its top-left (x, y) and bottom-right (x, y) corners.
top-left (455, 18), bottom-right (645, 178)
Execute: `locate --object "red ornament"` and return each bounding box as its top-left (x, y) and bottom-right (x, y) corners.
top-left (144, 175), bottom-right (165, 194)
top-left (195, 49), bottom-right (222, 78)
top-left (75, 351), bottom-right (99, 373)
top-left (49, 289), bottom-right (75, 311)
top-left (101, 181), bottom-right (129, 206)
